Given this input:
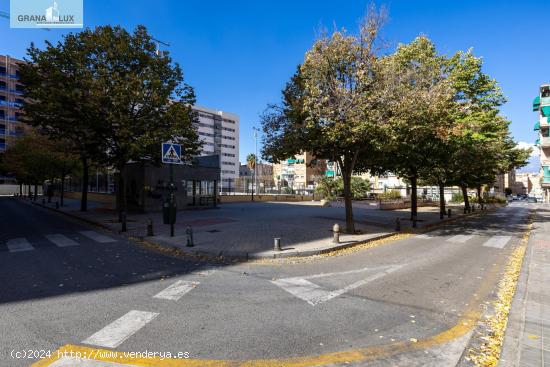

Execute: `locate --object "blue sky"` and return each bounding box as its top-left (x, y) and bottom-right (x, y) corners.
top-left (1, 0), bottom-right (548, 170)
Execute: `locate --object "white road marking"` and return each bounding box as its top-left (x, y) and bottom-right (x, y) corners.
top-left (482, 236), bottom-right (512, 249)
top-left (272, 265), bottom-right (402, 306)
top-left (153, 280), bottom-right (199, 301)
top-left (79, 230), bottom-right (116, 243)
top-left (45, 234), bottom-right (79, 247)
top-left (82, 310), bottom-right (159, 348)
top-left (50, 356), bottom-right (136, 366)
top-left (446, 235), bottom-right (474, 243)
top-left (6, 238), bottom-right (33, 252)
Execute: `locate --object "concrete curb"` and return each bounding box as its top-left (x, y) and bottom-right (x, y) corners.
top-left (18, 197), bottom-right (506, 261)
top-left (149, 232), bottom-right (398, 260)
top-left (499, 211), bottom-right (535, 366)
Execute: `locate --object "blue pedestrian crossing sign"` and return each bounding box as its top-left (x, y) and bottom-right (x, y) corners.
top-left (162, 143), bottom-right (183, 165)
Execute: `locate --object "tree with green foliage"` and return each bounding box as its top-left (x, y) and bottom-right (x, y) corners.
top-left (1, 132), bottom-right (78, 199)
top-left (382, 36), bottom-right (455, 226)
top-left (262, 9), bottom-right (389, 233)
top-left (444, 50), bottom-right (531, 211)
top-left (20, 25), bottom-right (201, 216)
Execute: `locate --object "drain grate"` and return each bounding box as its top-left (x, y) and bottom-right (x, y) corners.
top-left (207, 229), bottom-right (220, 233)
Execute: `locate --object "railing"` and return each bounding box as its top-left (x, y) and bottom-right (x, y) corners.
top-left (0, 116), bottom-right (18, 122)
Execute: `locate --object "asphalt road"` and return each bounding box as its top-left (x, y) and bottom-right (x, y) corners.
top-left (0, 198), bottom-right (534, 367)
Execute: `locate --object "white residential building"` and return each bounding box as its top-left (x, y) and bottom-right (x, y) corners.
top-left (193, 106), bottom-right (239, 192)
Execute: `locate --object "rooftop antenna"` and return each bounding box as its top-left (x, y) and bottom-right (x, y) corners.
top-left (152, 37), bottom-right (170, 55)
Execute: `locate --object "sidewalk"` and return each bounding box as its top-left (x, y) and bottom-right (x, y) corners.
top-left (501, 204), bottom-right (550, 366)
top-left (27, 196), bottom-right (500, 259)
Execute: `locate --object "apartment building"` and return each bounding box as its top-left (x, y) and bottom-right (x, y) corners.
top-left (533, 84), bottom-right (550, 202)
top-left (273, 152), bottom-right (326, 193)
top-left (193, 106), bottom-right (239, 192)
top-left (0, 55), bottom-right (28, 183)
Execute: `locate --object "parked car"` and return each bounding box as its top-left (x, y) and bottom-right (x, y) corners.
top-left (527, 197), bottom-right (538, 203)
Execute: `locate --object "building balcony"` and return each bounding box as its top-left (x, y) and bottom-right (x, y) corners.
top-left (0, 100), bottom-right (22, 108)
top-left (541, 96), bottom-right (550, 107)
top-left (0, 72), bottom-right (19, 79)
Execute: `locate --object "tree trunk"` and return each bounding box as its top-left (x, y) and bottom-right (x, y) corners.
top-left (461, 185), bottom-right (470, 212)
top-left (477, 186), bottom-right (482, 205)
top-left (60, 171), bottom-right (66, 207)
top-left (27, 184), bottom-right (31, 199)
top-left (80, 157), bottom-right (89, 212)
top-left (342, 170), bottom-right (355, 233)
top-left (117, 165), bottom-right (127, 220)
top-left (410, 174), bottom-right (418, 227)
top-left (34, 183), bottom-right (38, 201)
top-left (439, 181), bottom-right (445, 220)
top-left (19, 183), bottom-right (22, 196)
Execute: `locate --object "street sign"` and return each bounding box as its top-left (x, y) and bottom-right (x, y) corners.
top-left (162, 143), bottom-right (183, 165)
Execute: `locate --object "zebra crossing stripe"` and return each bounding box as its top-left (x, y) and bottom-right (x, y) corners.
top-left (82, 310), bottom-right (159, 348)
top-left (79, 231), bottom-right (116, 243)
top-left (45, 234), bottom-right (79, 247)
top-left (153, 280), bottom-right (199, 301)
top-left (446, 235), bottom-right (473, 243)
top-left (482, 236), bottom-right (512, 249)
top-left (6, 238), bottom-right (33, 252)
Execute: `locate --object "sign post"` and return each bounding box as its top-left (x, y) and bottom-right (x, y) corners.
top-left (162, 143), bottom-right (183, 237)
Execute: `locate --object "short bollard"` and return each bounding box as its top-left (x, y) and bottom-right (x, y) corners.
top-left (395, 217), bottom-right (401, 232)
top-left (447, 208), bottom-right (451, 218)
top-left (146, 218), bottom-right (154, 236)
top-left (42, 198), bottom-right (46, 205)
top-left (55, 201), bottom-right (59, 209)
top-left (333, 223), bottom-right (340, 243)
top-left (273, 238), bottom-right (281, 251)
top-left (186, 227), bottom-right (194, 247)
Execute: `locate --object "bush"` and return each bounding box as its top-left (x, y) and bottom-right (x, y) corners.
top-left (378, 190), bottom-right (401, 200)
top-left (315, 177), bottom-right (372, 200)
top-left (451, 192), bottom-right (464, 203)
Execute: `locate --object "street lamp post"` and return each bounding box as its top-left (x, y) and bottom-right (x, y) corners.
top-left (253, 127), bottom-right (260, 199)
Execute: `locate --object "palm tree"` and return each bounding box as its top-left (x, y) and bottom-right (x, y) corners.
top-left (246, 153), bottom-right (256, 170)
top-left (246, 153), bottom-right (257, 200)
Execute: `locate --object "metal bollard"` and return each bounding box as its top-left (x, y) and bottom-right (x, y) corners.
top-left (42, 198), bottom-right (45, 205)
top-left (332, 223), bottom-right (340, 243)
top-left (395, 217), bottom-right (401, 232)
top-left (121, 211), bottom-right (127, 232)
top-left (146, 218), bottom-right (154, 236)
top-left (447, 208), bottom-right (451, 218)
top-left (55, 201), bottom-right (59, 209)
top-left (186, 227), bottom-right (194, 247)
top-left (274, 238), bottom-right (281, 251)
